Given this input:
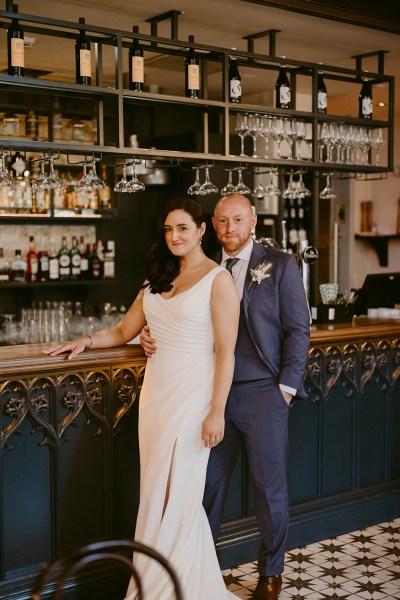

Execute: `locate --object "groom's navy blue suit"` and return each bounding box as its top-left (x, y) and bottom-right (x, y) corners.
top-left (204, 240), bottom-right (310, 576)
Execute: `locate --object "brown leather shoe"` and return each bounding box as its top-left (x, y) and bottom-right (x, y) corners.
top-left (252, 574), bottom-right (282, 600)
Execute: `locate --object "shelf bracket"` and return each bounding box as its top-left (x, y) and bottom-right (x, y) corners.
top-left (242, 29), bottom-right (281, 57)
top-left (145, 10), bottom-right (182, 42)
top-left (351, 50), bottom-right (389, 76)
top-left (354, 234), bottom-right (400, 267)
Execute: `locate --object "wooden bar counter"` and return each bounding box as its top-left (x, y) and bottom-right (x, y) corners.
top-left (0, 320), bottom-right (399, 598)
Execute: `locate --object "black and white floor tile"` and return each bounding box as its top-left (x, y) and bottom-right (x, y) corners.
top-left (222, 519), bottom-right (400, 599)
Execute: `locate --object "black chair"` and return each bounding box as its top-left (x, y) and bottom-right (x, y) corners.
top-left (31, 539), bottom-right (184, 600)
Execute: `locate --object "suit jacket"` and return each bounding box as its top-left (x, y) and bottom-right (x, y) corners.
top-left (217, 242), bottom-right (310, 399)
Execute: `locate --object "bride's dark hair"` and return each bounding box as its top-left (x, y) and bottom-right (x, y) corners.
top-left (145, 197), bottom-right (206, 294)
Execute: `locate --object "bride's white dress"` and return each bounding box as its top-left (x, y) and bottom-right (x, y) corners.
top-left (125, 266), bottom-right (237, 600)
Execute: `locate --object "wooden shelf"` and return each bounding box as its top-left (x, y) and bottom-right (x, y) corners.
top-left (354, 233), bottom-right (400, 266)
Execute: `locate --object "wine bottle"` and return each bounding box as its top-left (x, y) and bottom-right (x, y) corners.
top-left (79, 239), bottom-right (89, 280)
top-left (26, 235), bottom-right (38, 282)
top-left (129, 26), bottom-right (144, 92)
top-left (185, 35), bottom-right (200, 99)
top-left (0, 248), bottom-right (11, 282)
top-left (10, 249), bottom-right (26, 282)
top-left (7, 4), bottom-right (24, 77)
top-left (275, 61), bottom-right (291, 109)
top-left (58, 236), bottom-right (71, 280)
top-left (317, 69), bottom-right (327, 114)
top-left (37, 237), bottom-right (49, 282)
top-left (69, 235), bottom-right (81, 280)
top-left (48, 238), bottom-right (60, 281)
top-left (229, 53), bottom-right (241, 103)
top-left (89, 242), bottom-right (102, 280)
top-left (75, 17), bottom-right (91, 85)
top-left (359, 76), bottom-right (373, 119)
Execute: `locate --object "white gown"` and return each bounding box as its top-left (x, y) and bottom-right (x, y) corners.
top-left (125, 266), bottom-right (237, 600)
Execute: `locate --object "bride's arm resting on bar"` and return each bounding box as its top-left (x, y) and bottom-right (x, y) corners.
top-left (43, 289), bottom-right (146, 359)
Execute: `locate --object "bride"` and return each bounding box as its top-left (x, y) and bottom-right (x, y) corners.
top-left (44, 197), bottom-right (240, 599)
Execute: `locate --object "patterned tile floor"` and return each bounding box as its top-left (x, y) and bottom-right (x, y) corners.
top-left (222, 519), bottom-right (400, 599)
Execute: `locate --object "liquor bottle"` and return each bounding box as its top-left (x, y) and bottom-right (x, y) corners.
top-left (25, 110), bottom-right (39, 140)
top-left (79, 239), bottom-right (90, 280)
top-left (10, 249), bottom-right (26, 282)
top-left (22, 172), bottom-right (32, 212)
top-left (70, 235), bottom-right (81, 280)
top-left (26, 235), bottom-right (38, 282)
top-left (229, 53), bottom-right (241, 103)
top-left (359, 76), bottom-right (373, 119)
top-left (297, 207), bottom-right (307, 242)
top-left (275, 61), bottom-right (291, 109)
top-left (185, 35), bottom-right (200, 99)
top-left (7, 4), bottom-right (24, 77)
top-left (75, 17), bottom-right (91, 85)
top-left (103, 241), bottom-right (115, 279)
top-left (52, 98), bottom-right (63, 142)
top-left (99, 164), bottom-right (111, 209)
top-left (317, 68), bottom-right (327, 114)
top-left (48, 238), bottom-right (60, 281)
top-left (58, 236), bottom-right (71, 280)
top-left (0, 248), bottom-right (11, 282)
top-left (37, 237), bottom-right (49, 282)
top-left (129, 26), bottom-right (144, 92)
top-left (287, 207), bottom-right (298, 254)
top-left (89, 242), bottom-right (102, 280)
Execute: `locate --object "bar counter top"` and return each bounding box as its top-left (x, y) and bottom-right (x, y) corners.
top-left (0, 318), bottom-right (399, 375)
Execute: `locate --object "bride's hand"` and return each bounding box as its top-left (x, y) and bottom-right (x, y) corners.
top-left (202, 410), bottom-right (225, 448)
top-left (43, 337), bottom-right (89, 360)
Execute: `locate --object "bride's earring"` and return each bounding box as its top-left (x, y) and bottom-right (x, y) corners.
top-left (199, 237), bottom-right (203, 245)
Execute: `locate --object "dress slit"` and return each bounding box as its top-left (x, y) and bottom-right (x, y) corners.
top-left (162, 439), bottom-right (177, 520)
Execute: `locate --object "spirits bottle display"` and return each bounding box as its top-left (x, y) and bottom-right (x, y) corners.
top-left (26, 235), bottom-right (38, 282)
top-left (11, 249), bottom-right (26, 282)
top-left (275, 61), bottom-right (291, 109)
top-left (7, 4), bottom-right (24, 77)
top-left (69, 235), bottom-right (81, 280)
top-left (58, 236), bottom-right (71, 280)
top-left (75, 17), bottom-right (91, 85)
top-left (0, 248), bottom-right (11, 282)
top-left (359, 76), bottom-right (373, 119)
top-left (48, 238), bottom-right (60, 281)
top-left (317, 69), bottom-right (327, 114)
top-left (185, 35), bottom-right (200, 99)
top-left (229, 53), bottom-right (241, 103)
top-left (129, 26), bottom-right (144, 92)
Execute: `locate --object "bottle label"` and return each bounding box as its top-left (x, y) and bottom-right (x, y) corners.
top-left (80, 49), bottom-right (91, 77)
top-left (59, 255), bottom-right (70, 267)
top-left (362, 97), bottom-right (373, 116)
top-left (80, 257), bottom-right (89, 271)
top-left (71, 254), bottom-right (81, 267)
top-left (11, 38), bottom-right (24, 67)
top-left (0, 274), bottom-right (9, 281)
top-left (49, 258), bottom-right (59, 279)
top-left (29, 258), bottom-right (38, 274)
top-left (188, 64), bottom-right (200, 90)
top-left (40, 256), bottom-right (49, 272)
top-left (230, 80), bottom-right (241, 99)
top-left (318, 92), bottom-right (327, 110)
top-left (132, 56), bottom-right (144, 83)
top-left (279, 86), bottom-right (290, 105)
top-left (103, 261), bottom-right (115, 279)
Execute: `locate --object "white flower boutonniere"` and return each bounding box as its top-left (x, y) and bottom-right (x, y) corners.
top-left (248, 261), bottom-right (273, 290)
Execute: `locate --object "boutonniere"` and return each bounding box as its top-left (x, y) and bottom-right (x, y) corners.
top-left (248, 261), bottom-right (273, 290)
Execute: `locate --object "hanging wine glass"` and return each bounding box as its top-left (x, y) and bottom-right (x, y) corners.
top-left (297, 171), bottom-right (311, 199)
top-left (264, 169), bottom-right (281, 199)
top-left (199, 166), bottom-right (218, 195)
top-left (125, 163), bottom-right (145, 192)
top-left (282, 171), bottom-right (297, 203)
top-left (234, 113), bottom-right (249, 158)
top-left (221, 169), bottom-right (236, 195)
top-left (43, 156), bottom-right (63, 189)
top-left (319, 174), bottom-right (337, 201)
top-left (187, 167), bottom-right (202, 195)
top-left (85, 158), bottom-right (106, 191)
top-left (253, 180), bottom-right (265, 198)
top-left (234, 168), bottom-right (251, 195)
top-left (0, 152), bottom-right (14, 187)
top-left (114, 163), bottom-right (129, 192)
top-left (32, 159), bottom-right (47, 190)
top-left (75, 163), bottom-right (90, 190)
top-left (371, 127), bottom-right (385, 166)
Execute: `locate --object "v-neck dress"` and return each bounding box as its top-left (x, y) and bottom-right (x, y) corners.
top-left (125, 266), bottom-right (237, 600)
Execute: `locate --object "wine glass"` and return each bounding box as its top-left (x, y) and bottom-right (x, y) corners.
top-left (221, 170), bottom-right (236, 195)
top-left (85, 159), bottom-right (106, 191)
top-left (125, 164), bottom-right (145, 192)
top-left (282, 118), bottom-right (295, 159)
top-left (234, 168), bottom-right (251, 195)
top-left (247, 113), bottom-right (260, 158)
top-left (32, 159), bottom-right (47, 190)
top-left (114, 163), bottom-right (129, 192)
top-left (294, 120), bottom-right (306, 160)
top-left (199, 166), bottom-right (218, 195)
top-left (272, 117), bottom-right (285, 159)
top-left (297, 171), bottom-right (311, 199)
top-left (43, 156), bottom-right (63, 189)
top-left (0, 152), bottom-right (14, 187)
top-left (234, 113), bottom-right (249, 157)
top-left (319, 174), bottom-right (337, 201)
top-left (319, 122), bottom-right (331, 162)
top-left (187, 167), bottom-right (202, 195)
top-left (253, 180), bottom-right (265, 198)
top-left (371, 128), bottom-right (385, 166)
top-left (264, 169), bottom-right (281, 199)
top-left (259, 115), bottom-right (273, 159)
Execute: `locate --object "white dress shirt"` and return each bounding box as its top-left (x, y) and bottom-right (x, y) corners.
top-left (221, 239), bottom-right (296, 398)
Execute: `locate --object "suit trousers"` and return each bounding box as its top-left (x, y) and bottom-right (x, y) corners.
top-left (203, 378), bottom-right (289, 576)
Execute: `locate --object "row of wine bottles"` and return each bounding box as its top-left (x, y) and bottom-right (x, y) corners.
top-left (0, 235), bottom-right (115, 283)
top-left (7, 9), bottom-right (374, 118)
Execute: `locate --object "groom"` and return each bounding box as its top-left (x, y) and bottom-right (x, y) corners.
top-left (203, 193), bottom-right (310, 600)
top-left (141, 193), bottom-right (310, 600)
